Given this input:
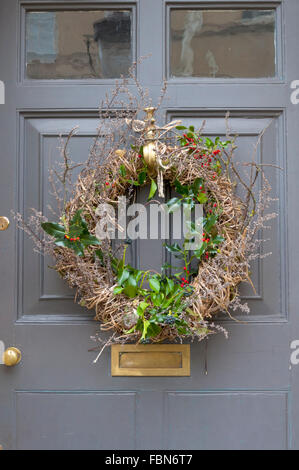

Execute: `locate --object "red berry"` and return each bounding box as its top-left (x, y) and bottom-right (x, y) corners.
top-left (105, 182), bottom-right (109, 186)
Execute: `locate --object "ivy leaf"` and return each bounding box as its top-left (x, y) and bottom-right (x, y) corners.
top-left (146, 323), bottom-right (161, 338)
top-left (176, 125), bottom-right (187, 130)
top-left (118, 268), bottom-right (130, 286)
top-left (149, 277), bottom-right (160, 293)
top-left (123, 275), bottom-right (137, 298)
top-left (113, 286), bottom-right (124, 294)
top-left (176, 326), bottom-right (188, 335)
top-left (137, 301), bottom-right (149, 316)
top-left (148, 179), bottom-right (157, 200)
top-left (166, 278), bottom-right (175, 296)
top-left (141, 319), bottom-right (150, 340)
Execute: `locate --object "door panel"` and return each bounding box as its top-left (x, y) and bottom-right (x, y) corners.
top-left (0, 0), bottom-right (298, 450)
top-left (19, 114), bottom-right (99, 320)
top-left (166, 111), bottom-right (286, 321)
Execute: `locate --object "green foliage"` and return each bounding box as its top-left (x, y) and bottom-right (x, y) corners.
top-left (166, 178), bottom-right (208, 214)
top-left (148, 179), bottom-right (157, 200)
top-left (41, 210), bottom-right (100, 256)
top-left (119, 164), bottom-right (126, 177)
top-left (42, 126), bottom-right (228, 342)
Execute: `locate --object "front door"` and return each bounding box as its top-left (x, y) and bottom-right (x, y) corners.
top-left (1, 0), bottom-right (299, 450)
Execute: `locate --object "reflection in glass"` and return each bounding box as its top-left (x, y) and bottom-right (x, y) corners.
top-left (26, 10), bottom-right (132, 79)
top-left (170, 10), bottom-right (276, 78)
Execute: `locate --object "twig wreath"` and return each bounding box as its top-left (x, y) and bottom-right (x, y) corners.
top-left (15, 70), bottom-right (277, 356)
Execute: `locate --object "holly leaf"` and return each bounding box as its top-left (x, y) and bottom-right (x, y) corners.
top-left (164, 243), bottom-right (184, 259)
top-left (174, 179), bottom-right (189, 196)
top-left (80, 233), bottom-right (100, 247)
top-left (197, 192), bottom-right (208, 204)
top-left (166, 197), bottom-right (181, 213)
top-left (194, 243), bottom-right (206, 259)
top-left (212, 235), bottom-right (225, 245)
top-left (70, 210), bottom-right (88, 231)
top-left (41, 222), bottom-right (65, 238)
top-left (192, 177), bottom-right (204, 194)
top-left (138, 171), bottom-right (147, 185)
top-left (204, 214), bottom-right (218, 233)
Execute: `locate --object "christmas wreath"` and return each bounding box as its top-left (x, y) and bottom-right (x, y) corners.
top-left (16, 80), bottom-right (276, 355)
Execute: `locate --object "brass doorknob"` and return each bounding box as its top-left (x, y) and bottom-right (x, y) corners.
top-left (0, 216), bottom-right (10, 231)
top-left (3, 347), bottom-right (22, 366)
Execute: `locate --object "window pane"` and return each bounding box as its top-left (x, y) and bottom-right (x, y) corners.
top-left (26, 10), bottom-right (132, 79)
top-left (170, 9), bottom-right (276, 78)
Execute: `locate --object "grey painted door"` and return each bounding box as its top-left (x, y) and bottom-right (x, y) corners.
top-left (0, 0), bottom-right (298, 450)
